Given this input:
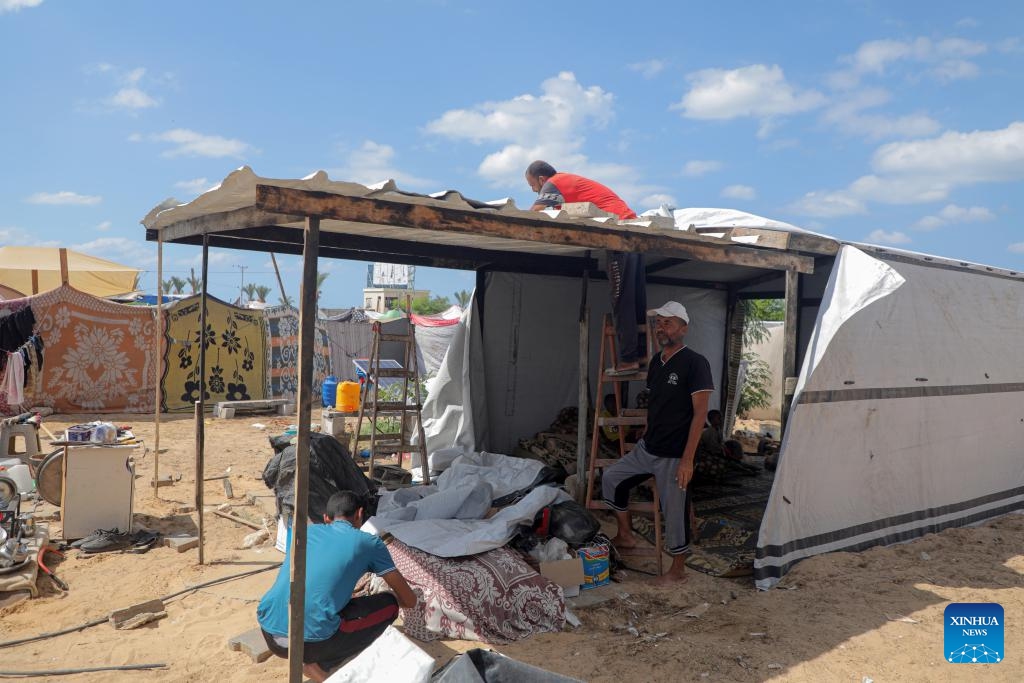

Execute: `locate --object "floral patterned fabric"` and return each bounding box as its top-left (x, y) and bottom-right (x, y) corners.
top-left (163, 295), bottom-right (267, 412)
top-left (386, 539), bottom-right (565, 644)
top-left (1, 286), bottom-right (159, 414)
top-left (263, 305), bottom-right (331, 401)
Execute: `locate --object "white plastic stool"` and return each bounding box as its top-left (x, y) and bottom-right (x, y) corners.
top-left (0, 423), bottom-right (42, 465)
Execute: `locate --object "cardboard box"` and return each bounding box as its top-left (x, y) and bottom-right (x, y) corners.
top-left (539, 556), bottom-right (584, 589)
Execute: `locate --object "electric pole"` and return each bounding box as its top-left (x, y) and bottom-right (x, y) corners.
top-left (235, 264), bottom-right (248, 304)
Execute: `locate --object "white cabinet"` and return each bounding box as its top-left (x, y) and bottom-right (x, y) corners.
top-left (61, 444), bottom-right (135, 540)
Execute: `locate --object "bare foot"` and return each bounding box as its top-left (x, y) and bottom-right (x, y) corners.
top-left (610, 534), bottom-right (638, 549)
top-left (651, 571), bottom-right (688, 586)
top-left (302, 663), bottom-right (329, 683)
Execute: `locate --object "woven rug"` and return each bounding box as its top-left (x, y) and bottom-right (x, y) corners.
top-left (631, 467), bottom-right (774, 577)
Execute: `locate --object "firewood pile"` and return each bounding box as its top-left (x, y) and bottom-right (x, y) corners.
top-left (516, 406), bottom-right (621, 475)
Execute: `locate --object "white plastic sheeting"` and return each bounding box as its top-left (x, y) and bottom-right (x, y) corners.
top-left (754, 245), bottom-right (1024, 588)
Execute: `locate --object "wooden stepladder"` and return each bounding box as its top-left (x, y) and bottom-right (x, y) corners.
top-left (584, 313), bottom-right (663, 575)
top-left (353, 311), bottom-right (430, 486)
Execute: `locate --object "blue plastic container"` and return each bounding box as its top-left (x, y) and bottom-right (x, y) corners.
top-left (321, 376), bottom-right (339, 408)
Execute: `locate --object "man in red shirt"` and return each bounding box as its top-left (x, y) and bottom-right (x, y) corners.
top-left (526, 160), bottom-right (646, 373)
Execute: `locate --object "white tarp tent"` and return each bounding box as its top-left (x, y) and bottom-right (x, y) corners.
top-left (753, 245), bottom-right (1024, 588)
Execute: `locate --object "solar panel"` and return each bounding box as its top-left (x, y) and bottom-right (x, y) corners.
top-left (352, 358), bottom-right (406, 388)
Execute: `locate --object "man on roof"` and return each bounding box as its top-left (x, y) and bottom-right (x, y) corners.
top-left (525, 160), bottom-right (646, 374)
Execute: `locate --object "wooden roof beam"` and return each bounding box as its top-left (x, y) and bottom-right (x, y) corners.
top-left (253, 185), bottom-right (816, 274)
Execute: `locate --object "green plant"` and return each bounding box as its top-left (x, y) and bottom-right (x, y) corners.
top-left (453, 290), bottom-right (472, 308)
top-left (187, 267), bottom-right (201, 294)
top-left (738, 352), bottom-right (773, 416)
top-left (738, 298), bottom-right (783, 417)
top-left (407, 295), bottom-right (451, 315)
top-left (254, 284), bottom-right (272, 302)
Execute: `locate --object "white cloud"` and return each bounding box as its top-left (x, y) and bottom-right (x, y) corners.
top-left (183, 250), bottom-right (232, 268)
top-left (866, 229), bottom-right (911, 245)
top-left (673, 64), bottom-right (826, 121)
top-left (830, 36), bottom-right (987, 88)
top-left (683, 160), bottom-right (723, 177)
top-left (0, 0), bottom-right (43, 13)
top-left (791, 121), bottom-right (1024, 215)
top-left (174, 177), bottom-right (213, 196)
top-left (823, 88), bottom-right (940, 141)
top-left (73, 237), bottom-right (156, 267)
top-left (151, 129), bottom-right (251, 158)
top-left (955, 17), bottom-right (980, 29)
top-left (789, 190), bottom-right (867, 217)
top-left (0, 226), bottom-right (58, 247)
top-left (333, 140), bottom-right (434, 188)
top-left (913, 203), bottom-right (995, 230)
top-left (639, 193), bottom-right (677, 208)
top-left (26, 191), bottom-right (102, 205)
top-left (96, 220), bottom-right (112, 232)
top-left (1008, 242), bottom-right (1024, 254)
top-left (721, 184), bottom-right (757, 200)
top-left (628, 59), bottom-right (666, 79)
top-left (426, 72), bottom-right (665, 202)
top-left (109, 87), bottom-right (158, 110)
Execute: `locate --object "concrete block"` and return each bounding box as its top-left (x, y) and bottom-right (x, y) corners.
top-left (277, 403), bottom-right (295, 416)
top-left (228, 627), bottom-right (273, 663)
top-left (110, 598), bottom-right (167, 629)
top-left (163, 534), bottom-right (199, 553)
top-left (560, 201), bottom-right (614, 219)
top-left (217, 406), bottom-right (236, 419)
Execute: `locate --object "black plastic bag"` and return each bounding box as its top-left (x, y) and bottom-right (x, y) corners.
top-left (546, 500), bottom-right (600, 546)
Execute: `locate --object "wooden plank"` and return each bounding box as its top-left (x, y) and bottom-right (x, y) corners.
top-left (254, 185), bottom-right (816, 274)
top-left (196, 233), bottom-right (209, 566)
top-left (153, 233), bottom-right (163, 499)
top-left (153, 224), bottom-right (601, 275)
top-left (288, 215), bottom-right (319, 683)
top-left (576, 296), bottom-right (589, 504)
top-left (780, 270), bottom-right (800, 436)
top-left (159, 206), bottom-right (303, 243)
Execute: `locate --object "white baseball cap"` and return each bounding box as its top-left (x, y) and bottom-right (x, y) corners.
top-left (648, 301), bottom-right (689, 323)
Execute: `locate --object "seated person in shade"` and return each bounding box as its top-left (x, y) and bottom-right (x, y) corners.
top-left (257, 491), bottom-right (417, 683)
top-left (693, 410), bottom-right (760, 483)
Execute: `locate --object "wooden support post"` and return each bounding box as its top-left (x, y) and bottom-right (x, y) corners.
top-left (781, 270), bottom-right (800, 436)
top-left (575, 257), bottom-right (590, 502)
top-left (153, 233), bottom-right (163, 498)
top-left (271, 252), bottom-right (289, 307)
top-left (59, 248), bottom-right (69, 285)
top-left (288, 216), bottom-right (319, 683)
top-left (196, 233), bottom-right (209, 565)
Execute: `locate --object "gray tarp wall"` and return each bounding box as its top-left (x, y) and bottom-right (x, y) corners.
top-left (479, 271), bottom-right (727, 454)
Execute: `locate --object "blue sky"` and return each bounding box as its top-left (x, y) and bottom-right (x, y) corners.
top-left (2, 0), bottom-right (1023, 307)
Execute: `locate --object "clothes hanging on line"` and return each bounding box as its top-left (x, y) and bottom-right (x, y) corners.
top-left (3, 350), bottom-right (24, 405)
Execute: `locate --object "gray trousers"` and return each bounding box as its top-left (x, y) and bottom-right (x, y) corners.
top-left (601, 440), bottom-right (690, 555)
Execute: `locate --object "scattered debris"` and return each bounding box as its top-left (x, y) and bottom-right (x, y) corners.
top-left (685, 602), bottom-right (710, 618)
top-left (885, 614), bottom-right (919, 624)
top-left (563, 609), bottom-right (581, 628)
top-left (768, 663), bottom-right (783, 670)
top-left (228, 628), bottom-right (273, 663)
top-left (217, 503), bottom-right (232, 512)
top-left (213, 509), bottom-right (263, 530)
top-left (110, 599), bottom-right (166, 630)
top-left (251, 423), bottom-right (267, 430)
top-left (174, 505), bottom-right (195, 514)
top-left (241, 529), bottom-right (270, 549)
top-left (749, 632), bottom-right (767, 637)
top-left (919, 551), bottom-right (931, 561)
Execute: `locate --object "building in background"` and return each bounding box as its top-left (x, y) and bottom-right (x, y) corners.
top-left (362, 263), bottom-right (429, 312)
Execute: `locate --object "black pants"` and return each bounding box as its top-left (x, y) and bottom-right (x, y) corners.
top-left (262, 593), bottom-right (399, 672)
top-left (607, 251), bottom-right (647, 364)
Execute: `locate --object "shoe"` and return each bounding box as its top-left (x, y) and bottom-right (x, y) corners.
top-left (80, 528), bottom-right (132, 554)
top-left (70, 528), bottom-right (121, 549)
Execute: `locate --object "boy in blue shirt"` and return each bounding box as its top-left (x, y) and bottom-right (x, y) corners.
top-left (257, 490), bottom-right (417, 682)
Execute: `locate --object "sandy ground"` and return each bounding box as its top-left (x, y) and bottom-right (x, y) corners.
top-left (0, 411), bottom-right (1021, 682)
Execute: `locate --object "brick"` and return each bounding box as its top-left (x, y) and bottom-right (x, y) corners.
top-left (163, 534), bottom-right (199, 553)
top-left (109, 598), bottom-right (166, 628)
top-left (228, 627), bottom-right (273, 663)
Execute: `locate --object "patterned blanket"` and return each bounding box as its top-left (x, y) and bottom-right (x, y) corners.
top-left (385, 539), bottom-right (565, 644)
top-left (1, 286), bottom-right (160, 414)
top-left (263, 305), bottom-right (331, 401)
top-left (163, 295), bottom-right (267, 412)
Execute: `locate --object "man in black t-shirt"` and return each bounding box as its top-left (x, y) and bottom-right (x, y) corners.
top-left (601, 300), bottom-right (714, 584)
